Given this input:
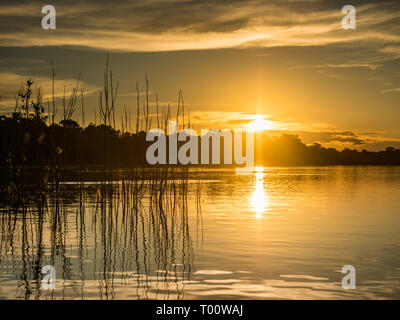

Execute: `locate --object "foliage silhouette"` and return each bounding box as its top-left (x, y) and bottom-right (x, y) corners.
top-left (1, 114), bottom-right (400, 167)
top-left (1, 73), bottom-right (400, 168)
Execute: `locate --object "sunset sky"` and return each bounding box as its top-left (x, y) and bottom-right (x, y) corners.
top-left (0, 0), bottom-right (400, 150)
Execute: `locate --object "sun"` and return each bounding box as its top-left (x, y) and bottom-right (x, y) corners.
top-left (247, 116), bottom-right (273, 132)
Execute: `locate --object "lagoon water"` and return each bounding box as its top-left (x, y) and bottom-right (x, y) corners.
top-left (0, 166), bottom-right (399, 299)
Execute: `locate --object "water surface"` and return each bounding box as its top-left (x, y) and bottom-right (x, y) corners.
top-left (0, 166), bottom-right (399, 299)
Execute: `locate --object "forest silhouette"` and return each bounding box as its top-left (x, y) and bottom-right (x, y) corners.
top-left (2, 103), bottom-right (400, 167)
top-left (1, 63), bottom-right (400, 168)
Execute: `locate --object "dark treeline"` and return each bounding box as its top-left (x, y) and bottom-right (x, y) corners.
top-left (0, 113), bottom-right (149, 166)
top-left (1, 56), bottom-right (400, 168)
top-left (1, 113), bottom-right (400, 167)
top-left (254, 134), bottom-right (400, 166)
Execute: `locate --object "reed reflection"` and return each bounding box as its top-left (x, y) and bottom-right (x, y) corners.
top-left (0, 167), bottom-right (201, 300)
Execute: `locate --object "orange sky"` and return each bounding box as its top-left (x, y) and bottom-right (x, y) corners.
top-left (0, 0), bottom-right (399, 150)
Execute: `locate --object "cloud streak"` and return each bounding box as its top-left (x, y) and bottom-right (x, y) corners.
top-left (381, 87), bottom-right (400, 94)
top-left (0, 1), bottom-right (399, 51)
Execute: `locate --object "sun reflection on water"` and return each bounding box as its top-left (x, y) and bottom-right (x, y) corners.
top-left (251, 166), bottom-right (267, 218)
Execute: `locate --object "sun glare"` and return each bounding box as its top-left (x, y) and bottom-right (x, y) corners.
top-left (247, 116), bottom-right (273, 132)
top-left (251, 166), bottom-right (267, 218)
